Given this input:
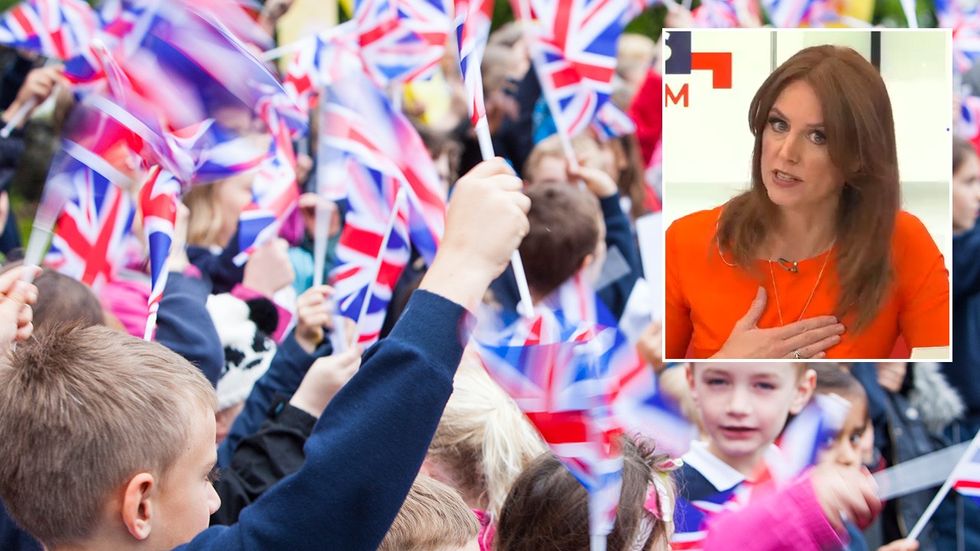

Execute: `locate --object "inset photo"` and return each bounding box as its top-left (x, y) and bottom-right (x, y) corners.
top-left (662, 28), bottom-right (952, 361)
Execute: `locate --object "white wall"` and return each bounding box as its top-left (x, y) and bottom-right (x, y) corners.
top-left (661, 28), bottom-right (952, 264)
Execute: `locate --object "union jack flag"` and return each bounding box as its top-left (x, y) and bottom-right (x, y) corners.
top-left (590, 102), bottom-right (636, 142)
top-left (768, 393), bottom-right (849, 483)
top-left (454, 0), bottom-right (493, 126)
top-left (322, 70), bottom-right (445, 344)
top-left (139, 165), bottom-right (180, 338)
top-left (330, 167), bottom-right (411, 345)
top-left (759, 0), bottom-right (814, 27)
top-left (951, 432), bottom-right (980, 506)
top-left (319, 69), bottom-right (445, 260)
top-left (234, 100), bottom-right (302, 264)
top-left (282, 22), bottom-right (360, 114)
top-left (476, 307), bottom-right (625, 544)
top-left (45, 160), bottom-right (136, 289)
top-left (938, 0), bottom-right (980, 74)
top-left (354, 0), bottom-right (451, 85)
top-left (0, 0), bottom-right (98, 61)
top-left (476, 275), bottom-right (694, 545)
top-left (517, 0), bottom-right (630, 138)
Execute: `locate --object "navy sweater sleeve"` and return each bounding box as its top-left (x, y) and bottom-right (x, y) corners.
top-left (176, 290), bottom-right (466, 551)
top-left (0, 499), bottom-right (40, 551)
top-left (953, 226), bottom-right (980, 299)
top-left (155, 272), bottom-right (224, 386)
top-left (597, 193), bottom-right (642, 321)
top-left (217, 333), bottom-right (329, 468)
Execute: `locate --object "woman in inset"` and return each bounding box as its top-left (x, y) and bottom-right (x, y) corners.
top-left (665, 45), bottom-right (949, 359)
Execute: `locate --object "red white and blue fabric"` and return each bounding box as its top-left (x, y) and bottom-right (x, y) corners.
top-left (330, 161), bottom-right (412, 344)
top-left (354, 0), bottom-right (451, 85)
top-left (234, 101), bottom-right (302, 263)
top-left (323, 72), bottom-right (446, 344)
top-left (75, 0), bottom-right (300, 182)
top-left (46, 159), bottom-right (136, 288)
top-left (0, 0), bottom-right (98, 61)
top-left (476, 276), bottom-right (694, 542)
top-left (692, 0), bottom-right (741, 27)
top-left (759, 0), bottom-right (815, 27)
top-left (475, 306), bottom-right (625, 542)
top-left (959, 95), bottom-right (980, 150)
top-left (519, 0), bottom-right (630, 139)
top-left (283, 23), bottom-right (360, 114)
top-left (319, 69), bottom-right (445, 261)
top-left (139, 165), bottom-right (180, 317)
top-left (769, 393), bottom-right (849, 482)
top-left (951, 434), bottom-right (980, 506)
top-left (590, 102), bottom-right (636, 142)
top-left (454, 0), bottom-right (493, 126)
top-left (938, 0), bottom-right (980, 74)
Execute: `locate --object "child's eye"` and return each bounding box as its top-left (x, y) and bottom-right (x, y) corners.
top-left (207, 466), bottom-right (221, 484)
top-left (706, 378), bottom-right (728, 386)
top-left (754, 382), bottom-right (776, 391)
top-left (767, 116), bottom-right (788, 132)
top-left (808, 130), bottom-right (827, 145)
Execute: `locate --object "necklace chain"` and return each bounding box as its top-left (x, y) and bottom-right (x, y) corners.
top-left (768, 240), bottom-right (835, 326)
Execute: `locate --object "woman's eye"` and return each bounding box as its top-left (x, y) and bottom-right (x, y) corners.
top-left (768, 117), bottom-right (788, 132)
top-left (809, 130), bottom-right (827, 145)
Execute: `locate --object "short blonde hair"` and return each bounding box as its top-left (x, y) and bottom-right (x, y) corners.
top-left (0, 325), bottom-right (216, 547)
top-left (523, 133), bottom-right (603, 184)
top-left (429, 350), bottom-right (546, 518)
top-left (378, 475), bottom-right (480, 551)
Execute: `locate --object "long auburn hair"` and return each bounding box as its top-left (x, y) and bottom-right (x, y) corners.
top-left (716, 45), bottom-right (900, 331)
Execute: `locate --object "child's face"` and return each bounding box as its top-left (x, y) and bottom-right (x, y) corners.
top-left (688, 363), bottom-right (813, 474)
top-left (818, 393), bottom-right (870, 469)
top-left (151, 406), bottom-right (221, 547)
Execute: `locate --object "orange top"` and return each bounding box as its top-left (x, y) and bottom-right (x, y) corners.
top-left (665, 207), bottom-right (950, 359)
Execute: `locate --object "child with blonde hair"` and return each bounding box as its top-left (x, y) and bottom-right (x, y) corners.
top-left (425, 350), bottom-right (546, 549)
top-left (378, 475), bottom-right (480, 551)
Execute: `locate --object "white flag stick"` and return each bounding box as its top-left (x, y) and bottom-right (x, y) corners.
top-left (907, 432), bottom-right (980, 540)
top-left (0, 98), bottom-right (36, 139)
top-left (472, 116), bottom-right (535, 317)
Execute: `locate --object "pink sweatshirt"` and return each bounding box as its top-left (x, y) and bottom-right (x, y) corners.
top-left (702, 471), bottom-right (844, 551)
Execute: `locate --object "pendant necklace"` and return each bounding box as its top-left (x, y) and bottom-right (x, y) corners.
top-left (768, 240), bottom-right (835, 326)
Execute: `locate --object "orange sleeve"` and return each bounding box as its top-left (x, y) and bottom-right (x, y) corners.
top-left (894, 212), bottom-right (950, 348)
top-left (665, 218), bottom-right (693, 359)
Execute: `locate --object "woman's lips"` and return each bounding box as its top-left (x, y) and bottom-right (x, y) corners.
top-left (771, 169), bottom-right (803, 188)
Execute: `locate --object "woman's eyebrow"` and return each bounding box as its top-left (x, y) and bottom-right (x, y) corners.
top-left (769, 107), bottom-right (825, 129)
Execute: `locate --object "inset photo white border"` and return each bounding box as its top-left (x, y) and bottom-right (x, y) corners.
top-left (660, 28), bottom-right (953, 362)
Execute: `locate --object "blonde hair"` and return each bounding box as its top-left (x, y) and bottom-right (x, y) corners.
top-left (183, 182), bottom-right (224, 248)
top-left (378, 475), bottom-right (480, 551)
top-left (523, 133), bottom-right (603, 184)
top-left (429, 349), bottom-right (547, 518)
top-left (0, 325), bottom-right (216, 547)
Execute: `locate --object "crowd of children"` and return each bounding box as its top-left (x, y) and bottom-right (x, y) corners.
top-left (0, 2), bottom-right (976, 550)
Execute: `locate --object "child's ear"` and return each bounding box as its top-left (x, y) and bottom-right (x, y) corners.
top-left (685, 364), bottom-right (699, 405)
top-left (580, 254), bottom-right (595, 272)
top-left (789, 368), bottom-right (817, 415)
top-left (121, 472), bottom-right (156, 541)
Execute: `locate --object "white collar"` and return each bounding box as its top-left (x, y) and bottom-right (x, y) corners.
top-left (681, 441), bottom-right (746, 492)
